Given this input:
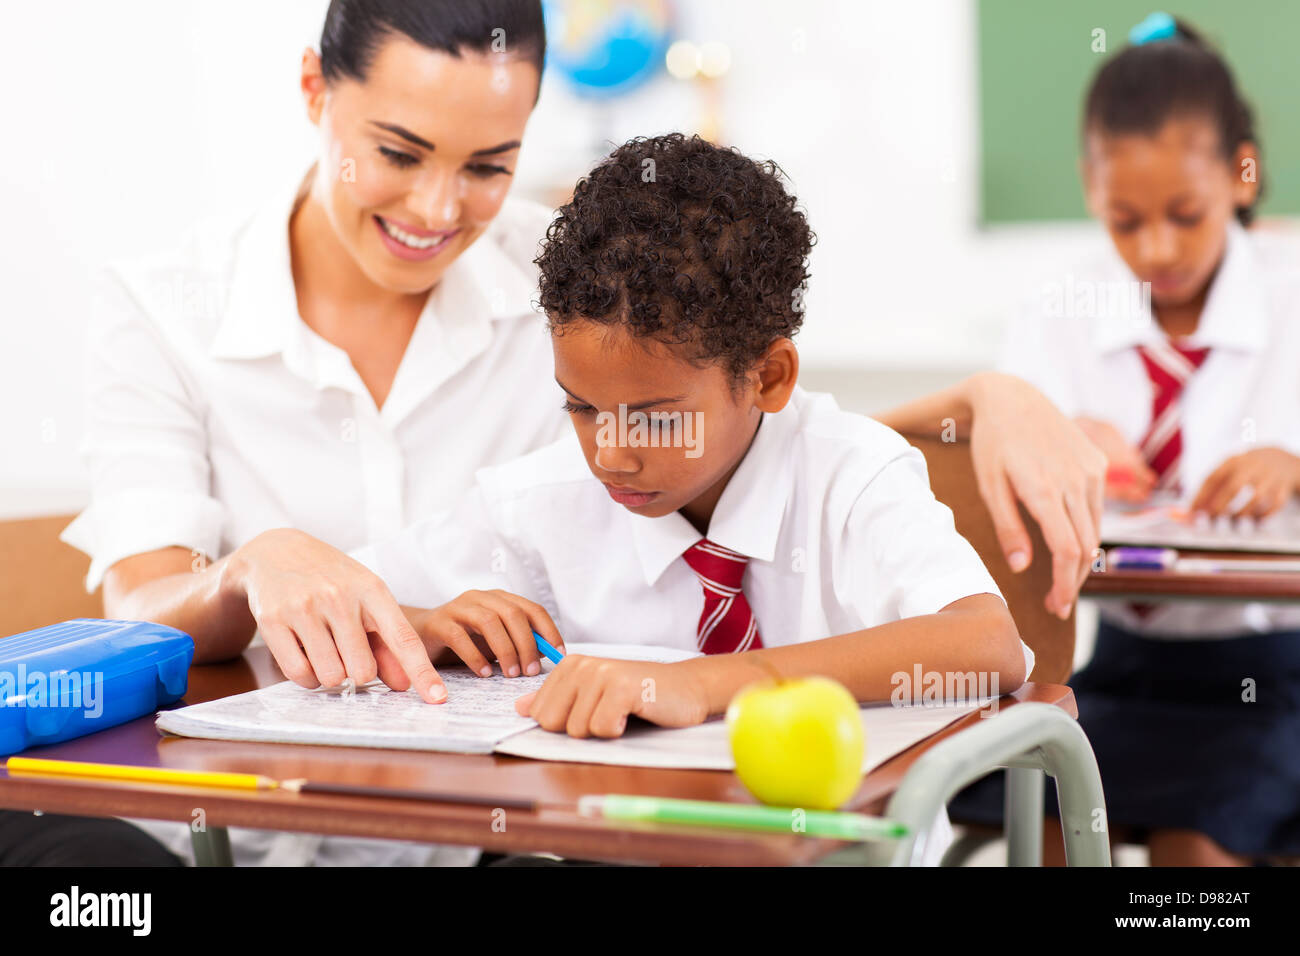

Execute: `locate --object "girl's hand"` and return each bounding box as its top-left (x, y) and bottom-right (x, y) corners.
top-left (966, 373), bottom-right (1106, 620)
top-left (409, 591), bottom-right (566, 680)
top-left (224, 528), bottom-right (445, 703)
top-left (1074, 417), bottom-right (1157, 503)
top-left (514, 657), bottom-right (709, 738)
top-left (1190, 448), bottom-right (1300, 519)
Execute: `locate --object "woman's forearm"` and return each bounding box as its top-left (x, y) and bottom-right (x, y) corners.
top-left (103, 548), bottom-right (257, 663)
top-left (104, 530), bottom-right (448, 702)
top-left (871, 371), bottom-right (997, 439)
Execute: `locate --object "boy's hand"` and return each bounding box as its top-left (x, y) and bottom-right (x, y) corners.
top-left (1190, 448), bottom-right (1300, 519)
top-left (513, 657), bottom-right (709, 738)
top-left (410, 591), bottom-right (566, 679)
top-left (1074, 417), bottom-right (1156, 503)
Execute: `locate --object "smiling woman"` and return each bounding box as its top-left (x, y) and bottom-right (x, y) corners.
top-left (46, 0), bottom-right (561, 868)
top-left (290, 2), bottom-right (546, 407)
top-left (298, 11), bottom-right (542, 300)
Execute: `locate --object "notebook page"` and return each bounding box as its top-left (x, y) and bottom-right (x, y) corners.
top-left (495, 699), bottom-right (986, 771)
top-left (156, 642), bottom-right (699, 754)
top-left (156, 670), bottom-right (545, 754)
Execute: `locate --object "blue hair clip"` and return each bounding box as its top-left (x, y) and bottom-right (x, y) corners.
top-left (1129, 11), bottom-right (1177, 45)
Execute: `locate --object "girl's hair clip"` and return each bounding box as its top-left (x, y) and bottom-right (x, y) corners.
top-left (1129, 11), bottom-right (1177, 46)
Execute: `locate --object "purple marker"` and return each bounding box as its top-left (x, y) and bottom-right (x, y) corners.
top-left (1107, 546), bottom-right (1177, 570)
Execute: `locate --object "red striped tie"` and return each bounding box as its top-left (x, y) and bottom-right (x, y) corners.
top-left (1136, 341), bottom-right (1211, 492)
top-left (1129, 341), bottom-right (1209, 621)
top-left (681, 539), bottom-right (763, 655)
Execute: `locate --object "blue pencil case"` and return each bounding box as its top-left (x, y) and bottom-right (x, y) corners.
top-left (0, 619), bottom-right (194, 756)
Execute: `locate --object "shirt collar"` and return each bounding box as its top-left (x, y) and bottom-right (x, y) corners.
top-left (1091, 220), bottom-right (1269, 355)
top-left (628, 389), bottom-right (801, 586)
top-left (434, 217), bottom-right (543, 325)
top-left (376, 209), bottom-right (544, 425)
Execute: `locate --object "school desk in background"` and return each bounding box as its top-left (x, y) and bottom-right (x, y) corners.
top-left (1087, 500), bottom-right (1300, 602)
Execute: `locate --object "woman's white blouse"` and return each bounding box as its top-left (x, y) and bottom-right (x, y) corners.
top-left (62, 178), bottom-right (567, 591)
top-left (59, 178), bottom-right (565, 867)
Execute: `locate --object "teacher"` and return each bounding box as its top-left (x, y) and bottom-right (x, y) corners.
top-left (48, 0), bottom-right (1100, 865)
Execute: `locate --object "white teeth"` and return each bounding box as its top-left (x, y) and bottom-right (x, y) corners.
top-left (379, 217), bottom-right (444, 250)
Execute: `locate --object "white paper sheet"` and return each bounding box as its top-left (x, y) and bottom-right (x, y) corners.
top-left (156, 669), bottom-right (545, 754)
top-left (496, 699), bottom-right (987, 771)
top-left (156, 642), bottom-right (699, 754)
top-left (158, 640), bottom-right (988, 769)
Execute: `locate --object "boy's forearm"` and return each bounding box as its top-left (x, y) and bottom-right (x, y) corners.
top-left (679, 594), bottom-right (1025, 716)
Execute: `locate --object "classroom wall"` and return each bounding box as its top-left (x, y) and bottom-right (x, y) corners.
top-left (979, 0), bottom-right (1300, 223)
top-left (0, 0), bottom-right (1246, 519)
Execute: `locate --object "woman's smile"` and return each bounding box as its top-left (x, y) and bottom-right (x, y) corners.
top-left (373, 215), bottom-right (459, 261)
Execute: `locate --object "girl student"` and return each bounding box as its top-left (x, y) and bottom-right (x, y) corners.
top-left (1000, 14), bottom-right (1300, 865)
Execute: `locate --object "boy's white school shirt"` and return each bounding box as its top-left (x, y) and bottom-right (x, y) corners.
top-left (354, 387), bottom-right (1036, 865)
top-left (59, 173), bottom-right (568, 866)
top-left (1001, 221), bottom-right (1300, 637)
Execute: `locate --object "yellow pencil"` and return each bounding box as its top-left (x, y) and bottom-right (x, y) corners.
top-left (4, 757), bottom-right (279, 791)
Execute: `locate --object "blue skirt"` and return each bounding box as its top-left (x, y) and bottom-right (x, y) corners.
top-left (950, 619), bottom-right (1300, 856)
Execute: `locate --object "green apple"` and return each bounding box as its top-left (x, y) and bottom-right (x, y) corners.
top-left (726, 675), bottom-right (865, 810)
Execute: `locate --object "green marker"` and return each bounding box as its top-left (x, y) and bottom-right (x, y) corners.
top-left (577, 794), bottom-right (908, 842)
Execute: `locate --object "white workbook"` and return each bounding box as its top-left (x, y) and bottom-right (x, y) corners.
top-left (156, 643), bottom-right (690, 754)
top-left (496, 699), bottom-right (983, 772)
top-left (156, 642), bottom-right (986, 768)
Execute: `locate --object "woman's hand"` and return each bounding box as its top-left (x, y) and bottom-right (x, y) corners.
top-left (514, 658), bottom-right (709, 738)
top-left (966, 373), bottom-right (1106, 620)
top-left (223, 528), bottom-right (446, 703)
top-left (1190, 448), bottom-right (1300, 519)
top-left (408, 591), bottom-right (566, 679)
top-left (1074, 417), bottom-right (1157, 503)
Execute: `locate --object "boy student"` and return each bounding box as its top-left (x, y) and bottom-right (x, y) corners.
top-left (352, 133), bottom-right (1033, 735)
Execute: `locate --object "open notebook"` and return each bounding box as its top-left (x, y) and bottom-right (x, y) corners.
top-left (156, 642), bottom-right (987, 771)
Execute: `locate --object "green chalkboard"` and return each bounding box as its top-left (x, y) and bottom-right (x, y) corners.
top-left (978, 0), bottom-right (1300, 223)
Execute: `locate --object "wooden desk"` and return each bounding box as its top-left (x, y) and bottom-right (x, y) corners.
top-left (1084, 548), bottom-right (1300, 602)
top-left (0, 648), bottom-right (1076, 866)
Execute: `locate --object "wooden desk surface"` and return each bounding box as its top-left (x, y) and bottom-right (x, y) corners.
top-left (1084, 548), bottom-right (1300, 602)
top-left (0, 649), bottom-right (1075, 866)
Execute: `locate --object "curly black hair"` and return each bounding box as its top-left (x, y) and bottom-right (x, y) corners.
top-left (535, 133), bottom-right (815, 383)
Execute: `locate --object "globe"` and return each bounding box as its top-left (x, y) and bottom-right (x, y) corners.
top-left (543, 0), bottom-right (674, 99)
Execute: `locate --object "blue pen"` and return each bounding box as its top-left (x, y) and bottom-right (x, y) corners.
top-left (533, 631), bottom-right (564, 665)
